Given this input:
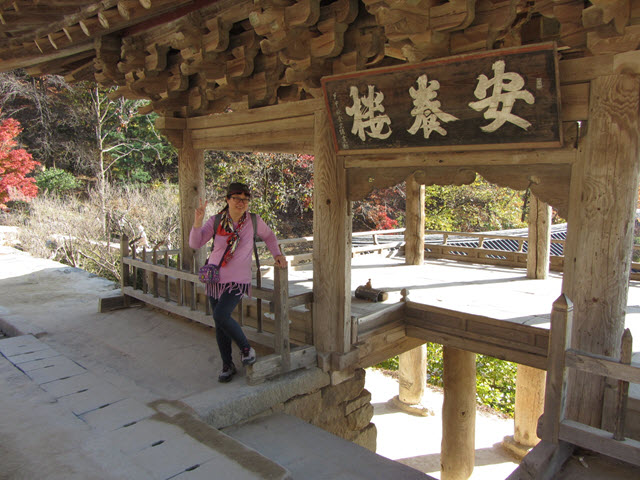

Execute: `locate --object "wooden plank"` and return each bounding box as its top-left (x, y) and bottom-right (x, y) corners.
top-left (560, 83), bottom-right (589, 121)
top-left (559, 54), bottom-right (614, 83)
top-left (288, 292), bottom-right (313, 308)
top-left (192, 129), bottom-right (315, 153)
top-left (246, 346), bottom-right (317, 385)
top-left (191, 115), bottom-right (314, 142)
top-left (323, 43), bottom-right (562, 153)
top-left (406, 301), bottom-right (549, 349)
top-left (354, 302), bottom-right (406, 340)
top-left (559, 419), bottom-right (640, 467)
top-left (505, 440), bottom-right (574, 480)
top-left (124, 257), bottom-right (196, 282)
top-left (343, 146), bottom-right (577, 169)
top-left (98, 294), bottom-right (142, 312)
top-left (155, 116), bottom-right (186, 129)
top-left (564, 349), bottom-right (640, 384)
top-left (186, 98), bottom-right (324, 130)
top-left (406, 325), bottom-right (547, 370)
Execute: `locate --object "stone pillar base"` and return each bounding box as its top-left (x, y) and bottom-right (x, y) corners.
top-left (501, 434), bottom-right (536, 460)
top-left (390, 395), bottom-right (433, 417)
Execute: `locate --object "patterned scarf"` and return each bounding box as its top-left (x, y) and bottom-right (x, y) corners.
top-left (216, 209), bottom-right (248, 267)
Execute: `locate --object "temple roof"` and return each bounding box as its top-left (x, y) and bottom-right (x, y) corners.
top-left (0, 1), bottom-right (636, 117)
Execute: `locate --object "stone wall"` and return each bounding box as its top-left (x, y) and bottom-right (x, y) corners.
top-left (281, 368), bottom-right (376, 451)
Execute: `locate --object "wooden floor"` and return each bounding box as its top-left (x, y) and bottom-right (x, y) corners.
top-left (261, 253), bottom-right (639, 372)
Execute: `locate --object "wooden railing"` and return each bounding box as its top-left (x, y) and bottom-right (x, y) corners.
top-left (118, 235), bottom-right (316, 384)
top-left (542, 294), bottom-right (640, 467)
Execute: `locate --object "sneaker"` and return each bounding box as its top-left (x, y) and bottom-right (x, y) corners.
top-left (241, 347), bottom-right (256, 366)
top-left (218, 362), bottom-right (236, 383)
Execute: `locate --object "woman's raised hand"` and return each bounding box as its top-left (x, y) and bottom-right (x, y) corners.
top-left (194, 198), bottom-right (207, 227)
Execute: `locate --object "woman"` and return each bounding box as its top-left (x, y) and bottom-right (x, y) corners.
top-left (190, 182), bottom-right (287, 383)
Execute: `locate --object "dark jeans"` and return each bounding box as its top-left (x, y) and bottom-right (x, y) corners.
top-left (209, 287), bottom-right (249, 366)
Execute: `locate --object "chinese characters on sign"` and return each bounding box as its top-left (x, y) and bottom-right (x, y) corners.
top-left (322, 45), bottom-right (561, 152)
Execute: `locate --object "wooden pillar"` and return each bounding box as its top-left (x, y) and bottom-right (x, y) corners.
top-left (398, 175), bottom-right (427, 409)
top-left (405, 173), bottom-right (425, 266)
top-left (312, 109), bottom-right (352, 355)
top-left (398, 344), bottom-right (427, 405)
top-left (527, 194), bottom-right (551, 279)
top-left (514, 365), bottom-right (546, 447)
top-left (178, 128), bottom-right (205, 271)
top-left (441, 346), bottom-right (476, 480)
top-left (562, 73), bottom-right (640, 427)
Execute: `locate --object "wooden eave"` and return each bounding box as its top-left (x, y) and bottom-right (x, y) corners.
top-left (0, 1), bottom-right (639, 120)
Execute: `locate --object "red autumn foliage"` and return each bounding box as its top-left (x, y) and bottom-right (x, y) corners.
top-left (0, 117), bottom-right (39, 210)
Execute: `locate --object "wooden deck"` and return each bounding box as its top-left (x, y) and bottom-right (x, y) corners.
top-left (260, 253), bottom-right (640, 373)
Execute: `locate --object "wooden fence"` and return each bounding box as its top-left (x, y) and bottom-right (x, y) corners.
top-left (118, 235), bottom-right (316, 384)
top-left (542, 294), bottom-right (640, 467)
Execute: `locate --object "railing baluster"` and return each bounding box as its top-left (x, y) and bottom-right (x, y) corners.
top-left (164, 251), bottom-right (170, 301)
top-left (142, 246), bottom-right (148, 293)
top-left (152, 247), bottom-right (159, 298)
top-left (177, 253), bottom-right (184, 306)
top-left (614, 329), bottom-right (633, 440)
top-left (274, 265), bottom-right (290, 372)
top-left (190, 257), bottom-right (197, 311)
top-left (131, 242), bottom-right (138, 290)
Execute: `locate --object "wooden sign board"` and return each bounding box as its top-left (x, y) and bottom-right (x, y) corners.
top-left (321, 43), bottom-right (562, 154)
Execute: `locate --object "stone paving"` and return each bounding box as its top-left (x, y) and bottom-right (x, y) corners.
top-left (0, 334), bottom-right (291, 480)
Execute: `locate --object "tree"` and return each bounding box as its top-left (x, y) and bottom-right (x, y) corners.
top-left (0, 117), bottom-right (39, 210)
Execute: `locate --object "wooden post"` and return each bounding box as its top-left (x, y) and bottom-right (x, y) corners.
top-left (274, 265), bottom-right (291, 372)
top-left (514, 365), bottom-right (546, 447)
top-left (441, 346), bottom-right (476, 480)
top-left (120, 234), bottom-right (130, 308)
top-left (398, 344), bottom-right (427, 405)
top-left (178, 128), bottom-right (206, 272)
top-left (527, 194), bottom-right (551, 279)
top-left (541, 294), bottom-right (573, 444)
top-left (398, 174), bottom-right (427, 410)
top-left (613, 329), bottom-right (632, 440)
top-left (562, 73), bottom-right (640, 428)
top-left (312, 109), bottom-right (352, 355)
top-left (405, 173), bottom-right (425, 266)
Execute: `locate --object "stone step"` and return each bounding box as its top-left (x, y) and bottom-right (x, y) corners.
top-left (223, 412), bottom-right (436, 480)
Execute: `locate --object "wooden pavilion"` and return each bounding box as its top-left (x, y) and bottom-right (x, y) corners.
top-left (2, 1), bottom-right (640, 478)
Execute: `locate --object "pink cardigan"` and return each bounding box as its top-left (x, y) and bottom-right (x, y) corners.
top-left (189, 213), bottom-right (282, 288)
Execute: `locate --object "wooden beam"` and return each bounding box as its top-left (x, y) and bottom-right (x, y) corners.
top-left (559, 420), bottom-right (640, 467)
top-left (343, 146), bottom-right (577, 169)
top-left (186, 98), bottom-right (323, 130)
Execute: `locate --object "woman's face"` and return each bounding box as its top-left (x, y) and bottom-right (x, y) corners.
top-left (226, 193), bottom-right (250, 217)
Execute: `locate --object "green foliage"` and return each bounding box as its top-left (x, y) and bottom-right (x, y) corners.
top-left (375, 343), bottom-right (517, 417)
top-left (35, 168), bottom-right (79, 194)
top-left (425, 178), bottom-right (528, 232)
top-left (376, 356), bottom-right (399, 371)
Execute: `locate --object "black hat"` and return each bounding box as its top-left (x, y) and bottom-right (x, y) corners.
top-left (226, 182), bottom-right (251, 198)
